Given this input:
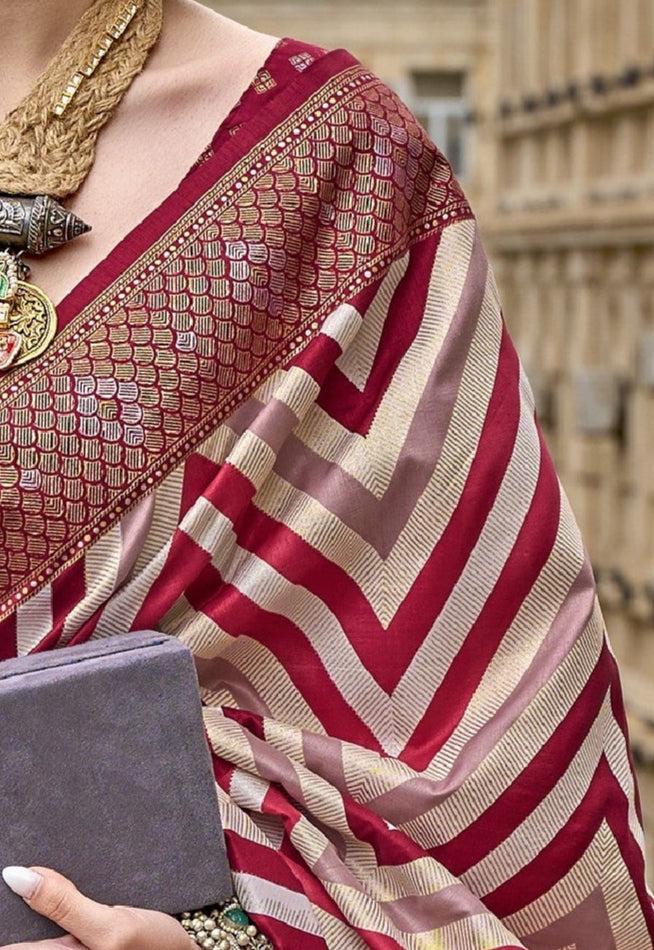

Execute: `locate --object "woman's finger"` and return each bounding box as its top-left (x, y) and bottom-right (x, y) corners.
top-left (2, 935), bottom-right (84, 950)
top-left (2, 867), bottom-right (118, 948)
top-left (2, 867), bottom-right (190, 950)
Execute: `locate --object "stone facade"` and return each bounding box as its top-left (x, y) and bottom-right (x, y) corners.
top-left (481, 0), bottom-right (654, 877)
top-left (482, 0), bottom-right (654, 763)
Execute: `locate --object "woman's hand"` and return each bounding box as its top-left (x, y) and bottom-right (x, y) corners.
top-left (1, 866), bottom-right (190, 950)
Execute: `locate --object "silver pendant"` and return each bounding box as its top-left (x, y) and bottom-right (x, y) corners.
top-left (0, 194), bottom-right (90, 255)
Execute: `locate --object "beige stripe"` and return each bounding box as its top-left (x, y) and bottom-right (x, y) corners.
top-left (91, 534), bottom-right (174, 638)
top-left (341, 742), bottom-right (419, 806)
top-left (248, 813), bottom-right (285, 851)
top-left (215, 783), bottom-right (279, 849)
top-left (433, 612), bottom-right (604, 833)
top-left (283, 772), bottom-right (381, 881)
top-left (194, 418), bottom-right (241, 467)
top-left (464, 693), bottom-right (613, 894)
top-left (218, 785), bottom-right (294, 869)
top-left (373, 266), bottom-right (501, 611)
top-left (288, 810), bottom-right (351, 874)
top-left (357, 220), bottom-right (477, 491)
top-left (600, 829), bottom-right (652, 950)
top-left (335, 255), bottom-right (409, 391)
top-left (366, 855), bottom-right (462, 899)
top-left (225, 429), bottom-right (277, 492)
top-left (181, 495), bottom-right (239, 572)
top-left (504, 823), bottom-right (606, 933)
top-left (16, 584), bottom-right (53, 655)
top-left (429, 915), bottom-right (526, 950)
top-left (330, 614), bottom-right (600, 833)
top-left (291, 219), bottom-right (478, 499)
top-left (231, 872), bottom-right (328, 940)
top-left (253, 254), bottom-right (502, 627)
top-left (203, 706), bottom-right (259, 776)
top-left (91, 412), bottom-right (286, 641)
top-left (309, 903), bottom-right (372, 950)
top-left (236, 367), bottom-right (286, 410)
top-left (391, 367), bottom-right (542, 738)
top-left (322, 302), bottom-right (363, 353)
top-left (90, 464), bottom-right (187, 638)
top-left (322, 881), bottom-right (523, 949)
top-left (185, 619), bottom-right (325, 734)
top-left (175, 495), bottom-right (396, 745)
top-left (225, 753), bottom-right (520, 947)
top-left (602, 691), bottom-right (647, 850)
top-left (264, 715), bottom-right (308, 763)
top-left (205, 539), bottom-right (397, 752)
top-left (229, 769), bottom-right (271, 814)
top-left (397, 608), bottom-right (604, 844)
top-left (258, 364), bottom-right (321, 421)
top-left (435, 485), bottom-right (585, 772)
top-left (60, 523), bottom-right (123, 645)
top-left (132, 463), bottom-right (185, 575)
top-left (95, 462), bottom-right (237, 638)
top-left (505, 821), bottom-right (651, 950)
top-left (159, 593), bottom-right (196, 639)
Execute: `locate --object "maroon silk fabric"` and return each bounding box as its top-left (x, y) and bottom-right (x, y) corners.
top-left (0, 39), bottom-right (652, 950)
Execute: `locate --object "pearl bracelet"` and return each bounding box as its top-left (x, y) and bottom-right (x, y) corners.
top-left (177, 899), bottom-right (274, 950)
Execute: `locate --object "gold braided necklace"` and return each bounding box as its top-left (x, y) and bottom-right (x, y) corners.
top-left (0, 0), bottom-right (163, 369)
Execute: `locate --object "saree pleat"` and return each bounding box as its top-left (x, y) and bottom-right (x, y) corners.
top-left (0, 41), bottom-right (652, 950)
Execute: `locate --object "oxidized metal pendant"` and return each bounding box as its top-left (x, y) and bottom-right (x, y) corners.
top-left (0, 250), bottom-right (57, 370)
top-left (0, 194), bottom-right (87, 368)
top-left (0, 194), bottom-right (90, 255)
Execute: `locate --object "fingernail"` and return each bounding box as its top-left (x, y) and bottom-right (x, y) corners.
top-left (2, 866), bottom-right (42, 899)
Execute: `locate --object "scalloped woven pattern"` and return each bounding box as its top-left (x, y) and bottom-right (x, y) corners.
top-left (0, 66), bottom-right (470, 613)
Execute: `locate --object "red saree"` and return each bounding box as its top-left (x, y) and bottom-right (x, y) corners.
top-left (0, 39), bottom-right (652, 950)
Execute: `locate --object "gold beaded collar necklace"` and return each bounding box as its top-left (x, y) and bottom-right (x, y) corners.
top-left (0, 0), bottom-right (163, 370)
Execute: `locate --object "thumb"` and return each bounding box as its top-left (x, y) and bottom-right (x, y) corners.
top-left (2, 866), bottom-right (115, 945)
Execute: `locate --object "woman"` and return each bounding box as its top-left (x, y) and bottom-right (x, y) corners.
top-left (1, 1), bottom-right (653, 948)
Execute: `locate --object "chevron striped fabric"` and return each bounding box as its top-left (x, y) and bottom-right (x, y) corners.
top-left (0, 45), bottom-right (652, 949)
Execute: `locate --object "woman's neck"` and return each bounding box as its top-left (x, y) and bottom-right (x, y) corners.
top-left (0, 0), bottom-right (95, 116)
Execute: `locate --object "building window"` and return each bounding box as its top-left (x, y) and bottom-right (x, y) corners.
top-left (410, 71), bottom-right (469, 178)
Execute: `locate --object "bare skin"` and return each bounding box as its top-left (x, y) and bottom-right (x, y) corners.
top-left (0, 0), bottom-right (97, 104)
top-left (0, 0), bottom-right (280, 304)
top-left (1, 865), bottom-right (191, 949)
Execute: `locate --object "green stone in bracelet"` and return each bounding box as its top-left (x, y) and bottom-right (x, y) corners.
top-left (177, 899), bottom-right (273, 950)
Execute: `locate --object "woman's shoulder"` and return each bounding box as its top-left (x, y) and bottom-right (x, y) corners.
top-left (155, 1), bottom-right (280, 85)
top-left (173, 3), bottom-right (329, 85)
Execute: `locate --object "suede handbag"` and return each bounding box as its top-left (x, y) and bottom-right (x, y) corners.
top-left (0, 631), bottom-right (231, 943)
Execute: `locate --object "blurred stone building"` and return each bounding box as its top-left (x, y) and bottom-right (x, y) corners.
top-left (207, 0), bottom-right (493, 204)
top-left (482, 0), bottom-right (654, 872)
top-left (484, 0), bottom-right (654, 762)
top-left (204, 0), bottom-right (654, 868)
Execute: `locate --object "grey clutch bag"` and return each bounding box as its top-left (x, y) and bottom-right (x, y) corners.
top-left (0, 631), bottom-right (232, 943)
